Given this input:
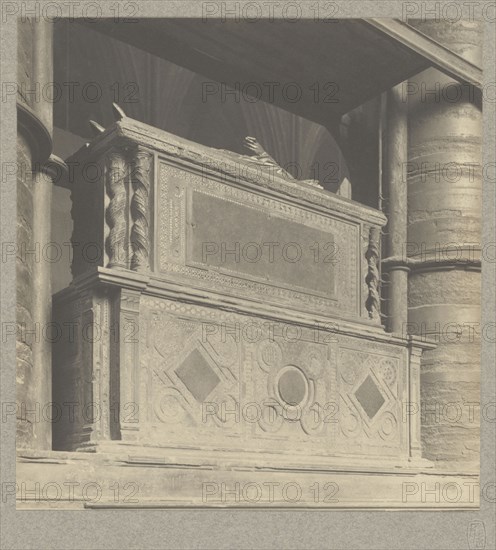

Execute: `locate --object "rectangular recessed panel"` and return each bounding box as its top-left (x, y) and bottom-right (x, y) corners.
top-left (189, 191), bottom-right (335, 296)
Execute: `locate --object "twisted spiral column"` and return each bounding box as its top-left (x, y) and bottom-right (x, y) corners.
top-left (105, 150), bottom-right (128, 268)
top-left (365, 226), bottom-right (381, 321)
top-left (130, 147), bottom-right (152, 272)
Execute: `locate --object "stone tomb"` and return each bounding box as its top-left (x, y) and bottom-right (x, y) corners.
top-left (47, 114), bottom-right (441, 505)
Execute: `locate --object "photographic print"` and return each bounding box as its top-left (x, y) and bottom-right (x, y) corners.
top-left (1, 1), bottom-right (494, 549)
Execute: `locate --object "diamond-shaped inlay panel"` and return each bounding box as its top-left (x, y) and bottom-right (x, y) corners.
top-left (354, 375), bottom-right (385, 419)
top-left (175, 348), bottom-right (220, 402)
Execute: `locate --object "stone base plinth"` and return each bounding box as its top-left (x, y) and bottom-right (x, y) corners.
top-left (15, 448), bottom-right (479, 509)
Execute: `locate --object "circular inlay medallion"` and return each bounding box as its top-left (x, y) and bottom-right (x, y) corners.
top-left (277, 366), bottom-right (308, 406)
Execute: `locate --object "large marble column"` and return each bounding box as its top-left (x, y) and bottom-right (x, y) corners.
top-left (16, 19), bottom-right (54, 450)
top-left (406, 20), bottom-right (482, 469)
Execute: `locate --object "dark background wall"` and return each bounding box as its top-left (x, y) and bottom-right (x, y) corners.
top-left (51, 21), bottom-right (355, 293)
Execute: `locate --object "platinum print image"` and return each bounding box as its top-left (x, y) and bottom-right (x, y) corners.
top-left (3, 3), bottom-right (494, 547)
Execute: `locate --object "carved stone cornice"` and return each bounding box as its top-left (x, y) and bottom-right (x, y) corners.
top-left (52, 265), bottom-right (437, 351)
top-left (67, 115), bottom-right (387, 228)
top-left (71, 266), bottom-right (150, 294)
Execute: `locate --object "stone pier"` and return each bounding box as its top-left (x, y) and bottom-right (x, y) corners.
top-left (407, 20), bottom-right (482, 468)
top-left (16, 19), bottom-right (55, 450)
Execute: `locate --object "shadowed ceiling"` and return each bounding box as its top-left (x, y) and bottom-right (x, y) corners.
top-left (53, 20), bottom-right (351, 191)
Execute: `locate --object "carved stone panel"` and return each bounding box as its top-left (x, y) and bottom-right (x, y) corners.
top-left (336, 340), bottom-right (407, 456)
top-left (137, 296), bottom-right (409, 460)
top-left (157, 161), bottom-right (360, 317)
top-left (139, 296), bottom-right (243, 446)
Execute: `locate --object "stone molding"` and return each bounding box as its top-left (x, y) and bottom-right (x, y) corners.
top-left (17, 101), bottom-right (52, 166)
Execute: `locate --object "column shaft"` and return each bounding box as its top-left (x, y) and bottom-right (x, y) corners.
top-left (384, 84), bottom-right (409, 334)
top-left (407, 20), bottom-right (482, 468)
top-left (16, 19), bottom-right (54, 449)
